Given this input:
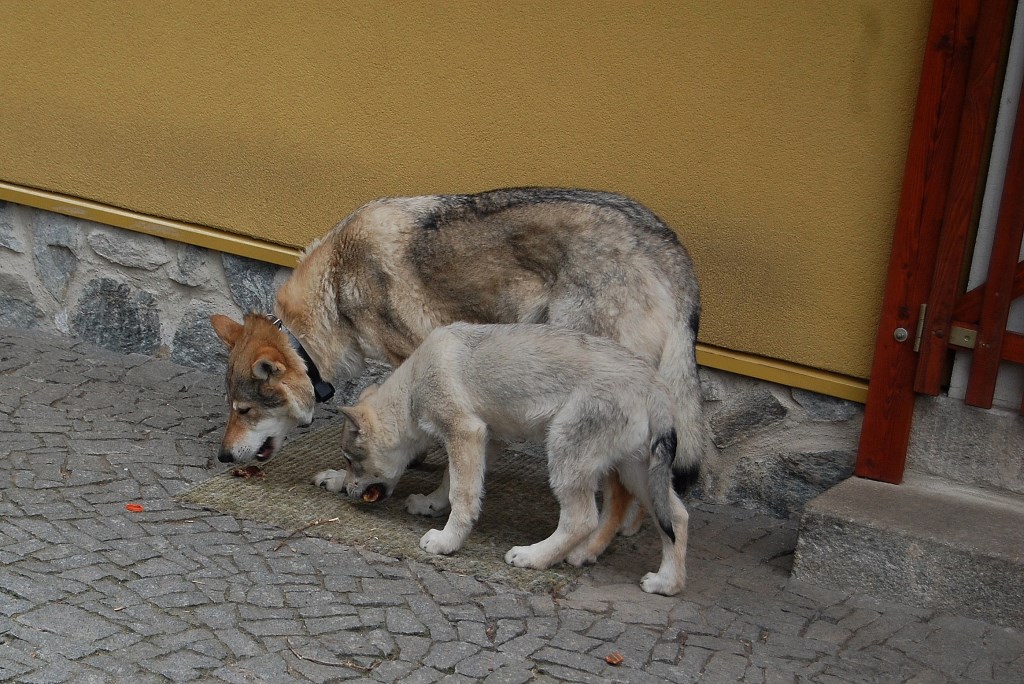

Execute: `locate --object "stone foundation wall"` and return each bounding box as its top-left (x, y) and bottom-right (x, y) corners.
top-left (0, 200), bottom-right (863, 517)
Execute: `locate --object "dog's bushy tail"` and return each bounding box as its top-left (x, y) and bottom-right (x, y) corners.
top-left (649, 427), bottom-right (680, 542)
top-left (657, 312), bottom-right (704, 497)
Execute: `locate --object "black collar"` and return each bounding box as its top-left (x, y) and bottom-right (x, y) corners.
top-left (266, 315), bottom-right (336, 404)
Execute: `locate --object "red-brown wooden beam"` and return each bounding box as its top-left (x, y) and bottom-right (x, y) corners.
top-left (965, 90), bottom-right (1024, 408)
top-left (954, 262), bottom-right (1024, 319)
top-left (915, 0), bottom-right (1015, 396)
top-left (856, 0), bottom-right (982, 483)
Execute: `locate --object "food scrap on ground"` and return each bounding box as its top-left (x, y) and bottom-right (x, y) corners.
top-left (361, 483), bottom-right (385, 503)
top-left (124, 503), bottom-right (144, 512)
top-left (231, 465), bottom-right (265, 479)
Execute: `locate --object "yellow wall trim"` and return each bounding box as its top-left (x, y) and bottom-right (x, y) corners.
top-left (0, 182), bottom-right (301, 268)
top-left (0, 182), bottom-right (867, 403)
top-left (697, 346), bottom-right (867, 403)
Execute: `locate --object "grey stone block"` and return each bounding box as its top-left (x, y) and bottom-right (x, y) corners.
top-left (793, 475), bottom-right (1024, 629)
top-left (908, 395), bottom-right (1024, 496)
top-left (87, 230), bottom-right (169, 270)
top-left (791, 388), bottom-right (859, 422)
top-left (71, 278), bottom-right (160, 355)
top-left (709, 388), bottom-right (788, 448)
top-left (222, 253), bottom-right (283, 314)
top-left (170, 304), bottom-right (229, 373)
top-left (0, 201), bottom-right (24, 252)
top-left (730, 450), bottom-right (856, 517)
top-left (168, 244), bottom-right (210, 287)
top-left (0, 272), bottom-right (43, 328)
top-left (32, 214), bottom-right (80, 299)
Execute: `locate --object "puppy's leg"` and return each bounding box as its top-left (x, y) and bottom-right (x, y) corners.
top-left (407, 439), bottom-right (502, 517)
top-left (419, 422), bottom-right (488, 555)
top-left (506, 422), bottom-right (600, 569)
top-left (506, 484), bottom-right (599, 569)
top-left (618, 498), bottom-right (646, 537)
top-left (639, 494), bottom-right (689, 596)
top-left (406, 466), bottom-right (450, 517)
top-left (313, 469), bottom-right (347, 493)
top-left (566, 472), bottom-right (630, 566)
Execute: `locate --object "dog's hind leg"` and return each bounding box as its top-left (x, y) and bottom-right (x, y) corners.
top-left (639, 493), bottom-right (689, 596)
top-left (566, 472), bottom-right (630, 566)
top-left (419, 421), bottom-right (488, 556)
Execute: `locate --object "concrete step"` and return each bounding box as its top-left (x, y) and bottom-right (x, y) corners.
top-left (792, 473), bottom-right (1024, 629)
top-left (907, 395), bottom-right (1024, 497)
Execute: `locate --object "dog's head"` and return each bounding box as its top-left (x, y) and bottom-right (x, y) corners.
top-left (210, 313), bottom-right (316, 464)
top-left (333, 387), bottom-right (411, 501)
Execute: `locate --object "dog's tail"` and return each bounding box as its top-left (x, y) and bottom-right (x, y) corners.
top-left (657, 310), bottom-right (704, 497)
top-left (648, 427), bottom-right (680, 542)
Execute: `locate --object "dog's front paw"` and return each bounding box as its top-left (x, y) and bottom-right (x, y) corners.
top-left (639, 571), bottom-right (684, 596)
top-left (504, 545), bottom-right (554, 570)
top-left (313, 469), bottom-right (347, 493)
top-left (406, 493), bottom-right (449, 517)
top-left (565, 547), bottom-right (597, 568)
top-left (419, 529), bottom-right (460, 555)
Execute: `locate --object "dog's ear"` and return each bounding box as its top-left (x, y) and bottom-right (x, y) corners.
top-left (210, 314), bottom-right (244, 349)
top-left (251, 347), bottom-right (286, 381)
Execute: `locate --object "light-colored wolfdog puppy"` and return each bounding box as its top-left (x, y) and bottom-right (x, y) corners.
top-left (211, 187), bottom-right (703, 562)
top-left (314, 322), bottom-right (690, 596)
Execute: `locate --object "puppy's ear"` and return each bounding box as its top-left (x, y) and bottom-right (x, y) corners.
top-left (357, 384), bottom-right (380, 401)
top-left (210, 315), bottom-right (244, 349)
top-left (339, 406), bottom-right (364, 435)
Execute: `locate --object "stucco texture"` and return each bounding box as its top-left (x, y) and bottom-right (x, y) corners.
top-left (0, 1), bottom-right (930, 379)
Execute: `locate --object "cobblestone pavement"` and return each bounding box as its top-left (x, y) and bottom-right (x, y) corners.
top-left (1, 326), bottom-right (1022, 684)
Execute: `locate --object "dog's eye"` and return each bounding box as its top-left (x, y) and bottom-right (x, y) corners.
top-left (236, 406), bottom-right (251, 415)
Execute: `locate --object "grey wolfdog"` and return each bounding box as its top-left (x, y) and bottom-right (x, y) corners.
top-left (314, 322), bottom-right (690, 595)
top-left (210, 187), bottom-right (703, 562)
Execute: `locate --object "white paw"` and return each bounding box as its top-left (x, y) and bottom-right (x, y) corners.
top-left (565, 547), bottom-right (597, 568)
top-left (419, 528), bottom-right (461, 555)
top-left (406, 493), bottom-right (450, 517)
top-left (313, 469), bottom-right (347, 493)
top-left (504, 545), bottom-right (553, 570)
top-left (640, 571), bottom-right (683, 596)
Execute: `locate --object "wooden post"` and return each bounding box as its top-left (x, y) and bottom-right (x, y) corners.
top-left (856, 0), bottom-right (981, 483)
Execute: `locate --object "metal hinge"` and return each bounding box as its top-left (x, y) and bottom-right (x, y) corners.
top-left (949, 325), bottom-right (978, 349)
top-left (913, 303), bottom-right (927, 353)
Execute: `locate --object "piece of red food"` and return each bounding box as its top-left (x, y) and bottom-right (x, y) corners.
top-left (361, 484), bottom-right (385, 503)
top-left (231, 465), bottom-right (265, 479)
top-left (125, 503), bottom-right (144, 512)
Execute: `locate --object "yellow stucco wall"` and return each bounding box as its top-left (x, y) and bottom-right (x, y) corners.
top-left (0, 1), bottom-right (931, 379)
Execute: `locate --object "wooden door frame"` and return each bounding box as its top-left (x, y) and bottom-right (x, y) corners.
top-left (856, 0), bottom-right (1016, 483)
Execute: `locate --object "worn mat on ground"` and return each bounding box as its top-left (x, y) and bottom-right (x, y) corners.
top-left (177, 423), bottom-right (585, 592)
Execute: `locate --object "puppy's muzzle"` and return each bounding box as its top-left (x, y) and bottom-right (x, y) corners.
top-left (218, 450), bottom-right (235, 463)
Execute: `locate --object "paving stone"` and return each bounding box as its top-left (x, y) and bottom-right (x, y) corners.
top-left (0, 326), bottom-right (1021, 684)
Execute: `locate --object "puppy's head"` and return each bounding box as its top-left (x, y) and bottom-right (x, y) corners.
top-left (335, 390), bottom-right (408, 501)
top-left (210, 313), bottom-right (315, 464)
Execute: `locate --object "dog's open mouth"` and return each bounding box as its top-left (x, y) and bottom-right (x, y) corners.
top-left (255, 438), bottom-right (275, 462)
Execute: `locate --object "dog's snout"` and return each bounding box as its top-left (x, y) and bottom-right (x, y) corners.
top-left (218, 451), bottom-right (235, 464)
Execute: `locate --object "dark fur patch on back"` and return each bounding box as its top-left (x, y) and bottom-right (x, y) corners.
top-left (689, 308), bottom-right (700, 339)
top-left (415, 188), bottom-right (681, 244)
